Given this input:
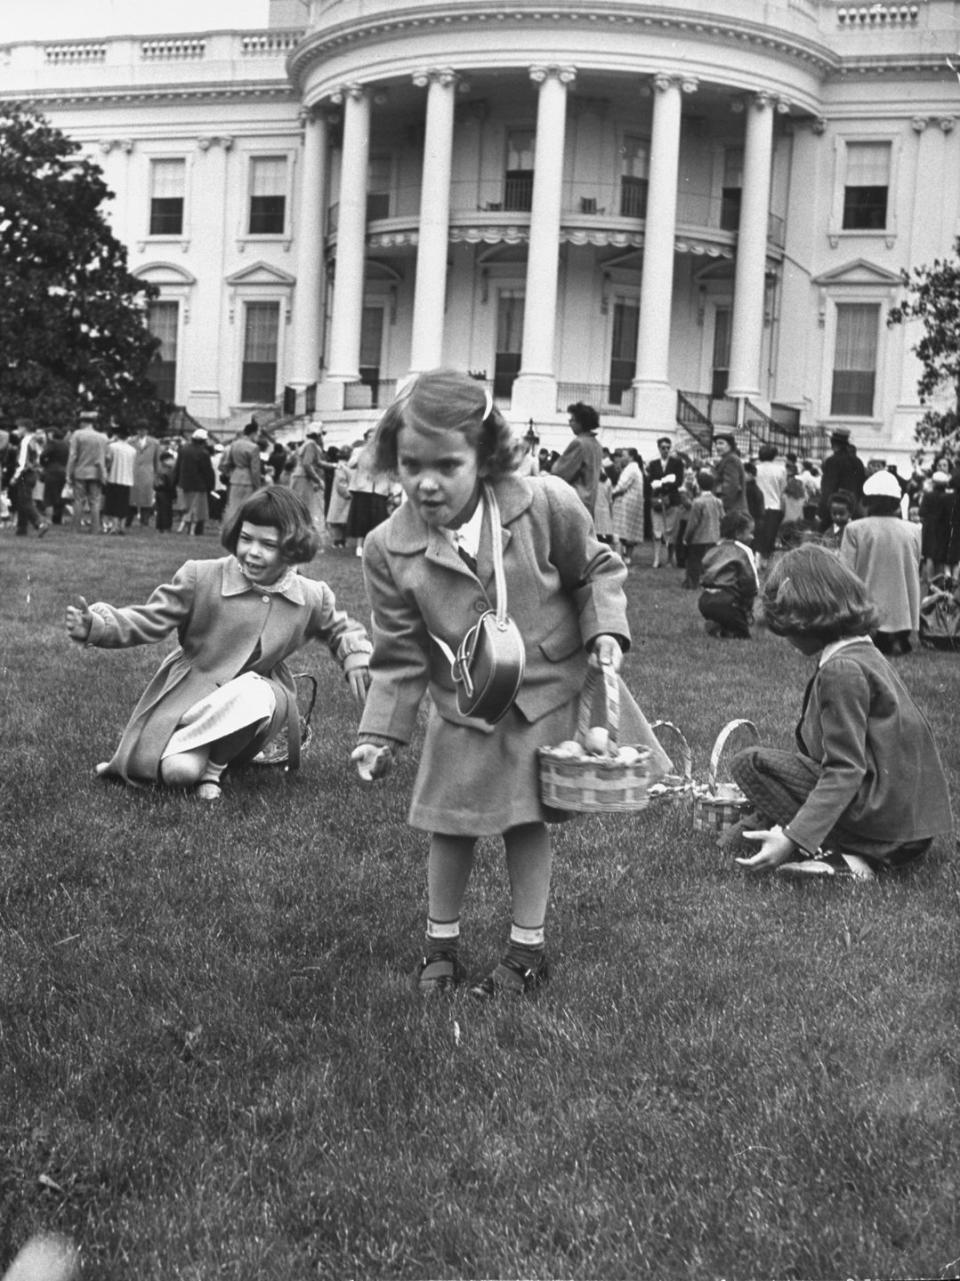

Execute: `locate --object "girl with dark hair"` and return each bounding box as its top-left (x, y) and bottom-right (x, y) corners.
top-left (730, 544), bottom-right (951, 879)
top-left (354, 368), bottom-right (669, 998)
top-left (66, 486), bottom-right (371, 800)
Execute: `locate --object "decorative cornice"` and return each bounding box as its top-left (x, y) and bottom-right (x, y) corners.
top-left (287, 5), bottom-right (838, 91)
top-left (8, 83), bottom-right (296, 110)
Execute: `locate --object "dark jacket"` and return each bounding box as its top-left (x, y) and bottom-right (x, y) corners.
top-left (784, 639), bottom-right (952, 857)
top-left (174, 441), bottom-right (216, 494)
top-left (700, 539), bottom-right (758, 608)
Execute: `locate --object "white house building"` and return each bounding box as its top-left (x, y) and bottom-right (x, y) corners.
top-left (4, 0), bottom-right (960, 461)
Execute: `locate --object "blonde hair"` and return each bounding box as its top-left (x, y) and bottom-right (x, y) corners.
top-left (372, 368), bottom-right (519, 477)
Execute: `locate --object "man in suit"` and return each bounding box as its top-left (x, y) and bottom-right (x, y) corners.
top-left (647, 435), bottom-right (685, 568)
top-left (67, 410), bottom-right (109, 535)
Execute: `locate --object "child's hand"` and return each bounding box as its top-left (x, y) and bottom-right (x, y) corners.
top-left (735, 825), bottom-right (796, 871)
top-left (351, 743), bottom-right (394, 782)
top-left (345, 663), bottom-right (371, 706)
top-left (65, 596), bottom-right (93, 642)
top-left (589, 635), bottom-right (623, 673)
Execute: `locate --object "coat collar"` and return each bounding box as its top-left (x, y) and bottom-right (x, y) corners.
top-left (383, 474), bottom-right (533, 556)
top-left (220, 555), bottom-right (306, 604)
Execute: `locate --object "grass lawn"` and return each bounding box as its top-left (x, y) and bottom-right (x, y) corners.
top-left (1, 527), bottom-right (959, 1281)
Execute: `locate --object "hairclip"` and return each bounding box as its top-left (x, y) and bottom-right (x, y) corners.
top-left (482, 386), bottom-right (493, 421)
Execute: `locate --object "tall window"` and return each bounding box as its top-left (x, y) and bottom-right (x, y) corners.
top-left (149, 159), bottom-right (185, 236)
top-left (608, 299), bottom-right (639, 404)
top-left (241, 302), bottom-right (280, 403)
top-left (504, 130), bottom-right (535, 212)
top-left (146, 301), bottom-right (178, 403)
top-left (619, 135), bottom-right (649, 218)
top-left (494, 291), bottom-right (525, 399)
top-left (359, 306), bottom-right (385, 405)
top-left (720, 149), bottom-right (743, 232)
top-left (831, 303), bottom-right (879, 416)
top-left (711, 307), bottom-right (732, 398)
top-left (248, 156), bottom-right (286, 235)
top-left (842, 142), bottom-right (890, 231)
top-left (367, 154), bottom-right (391, 221)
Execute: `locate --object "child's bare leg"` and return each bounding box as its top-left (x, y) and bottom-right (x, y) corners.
top-left (471, 821), bottom-right (552, 998)
top-left (417, 834), bottom-right (476, 993)
top-left (160, 747), bottom-right (209, 788)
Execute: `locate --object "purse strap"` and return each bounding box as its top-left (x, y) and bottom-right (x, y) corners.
top-left (483, 482), bottom-right (509, 626)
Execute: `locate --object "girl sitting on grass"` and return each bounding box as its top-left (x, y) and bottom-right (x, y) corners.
top-left (351, 368), bottom-right (669, 999)
top-left (731, 544), bottom-right (952, 880)
top-left (66, 486), bottom-right (372, 801)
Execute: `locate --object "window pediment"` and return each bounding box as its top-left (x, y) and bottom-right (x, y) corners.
top-left (812, 259), bottom-right (901, 287)
top-left (225, 261), bottom-right (296, 287)
top-left (134, 261), bottom-right (197, 284)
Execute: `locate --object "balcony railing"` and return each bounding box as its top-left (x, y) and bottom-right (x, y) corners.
top-left (556, 383), bottom-right (636, 417)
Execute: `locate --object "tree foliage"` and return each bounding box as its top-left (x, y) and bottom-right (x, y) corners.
top-left (0, 102), bottom-right (166, 426)
top-left (887, 236), bottom-right (960, 458)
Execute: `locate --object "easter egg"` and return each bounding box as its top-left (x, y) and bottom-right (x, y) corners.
top-left (617, 745), bottom-right (642, 765)
top-left (582, 726), bottom-right (610, 756)
top-left (553, 739), bottom-right (584, 758)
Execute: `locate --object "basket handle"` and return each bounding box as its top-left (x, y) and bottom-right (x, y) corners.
top-left (575, 663), bottom-right (620, 756)
top-left (293, 672), bottom-right (319, 725)
top-left (707, 718), bottom-right (759, 793)
top-left (651, 720), bottom-right (692, 783)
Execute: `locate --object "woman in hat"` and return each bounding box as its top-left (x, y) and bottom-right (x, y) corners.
top-left (918, 470), bottom-right (954, 587)
top-left (174, 428), bottom-right (216, 535)
top-left (839, 467), bottom-right (921, 655)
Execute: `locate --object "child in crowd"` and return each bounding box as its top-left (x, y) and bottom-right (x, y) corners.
top-left (731, 544), bottom-right (951, 879)
top-left (12, 463), bottom-right (49, 538)
top-left (683, 469), bottom-right (723, 588)
top-left (819, 488), bottom-right (855, 551)
top-left (153, 450), bottom-right (177, 533)
top-left (66, 486), bottom-right (372, 800)
top-left (352, 368), bottom-right (669, 999)
top-left (697, 511), bottom-right (759, 639)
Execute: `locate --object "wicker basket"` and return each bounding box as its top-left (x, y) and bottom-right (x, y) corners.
top-left (251, 673), bottom-right (318, 768)
top-left (647, 721), bottom-right (694, 807)
top-left (691, 718), bottom-right (759, 836)
top-left (539, 665), bottom-right (651, 814)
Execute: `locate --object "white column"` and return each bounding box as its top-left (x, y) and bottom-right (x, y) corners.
top-left (726, 92), bottom-right (776, 404)
top-left (325, 84), bottom-right (369, 386)
top-left (512, 64), bottom-right (576, 422)
top-left (409, 68), bottom-right (457, 373)
top-left (634, 75), bottom-right (693, 420)
top-left (291, 107), bottom-right (329, 391)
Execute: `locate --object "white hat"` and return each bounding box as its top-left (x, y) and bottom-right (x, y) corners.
top-left (191, 427), bottom-right (208, 441)
top-left (862, 469), bottom-right (901, 500)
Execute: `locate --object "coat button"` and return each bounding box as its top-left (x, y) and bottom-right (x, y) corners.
top-left (474, 600), bottom-right (486, 613)
top-left (262, 595), bottom-right (270, 603)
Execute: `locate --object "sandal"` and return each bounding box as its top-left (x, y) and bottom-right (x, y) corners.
top-left (415, 949), bottom-right (465, 995)
top-left (195, 780), bottom-right (223, 802)
top-left (470, 952), bottom-right (550, 1000)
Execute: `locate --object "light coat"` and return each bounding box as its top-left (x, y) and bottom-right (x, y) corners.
top-left (82, 556), bottom-right (369, 784)
top-left (840, 515), bottom-right (922, 635)
top-left (359, 474), bottom-right (632, 743)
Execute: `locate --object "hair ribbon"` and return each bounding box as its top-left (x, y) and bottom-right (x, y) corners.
top-left (482, 386), bottom-right (494, 421)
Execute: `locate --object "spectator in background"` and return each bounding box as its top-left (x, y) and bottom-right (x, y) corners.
top-left (593, 449), bottom-right (616, 546)
top-left (840, 467), bottom-right (921, 656)
top-left (798, 457), bottom-right (821, 524)
top-left (819, 488), bottom-right (856, 551)
top-left (40, 425), bottom-right (70, 526)
top-left (647, 436), bottom-right (684, 569)
top-left (154, 449), bottom-right (177, 533)
top-left (919, 469), bottom-right (954, 587)
top-left (818, 427), bottom-right (866, 529)
top-left (713, 432), bottom-right (747, 517)
top-left (128, 420), bottom-right (162, 527)
top-left (290, 429), bottom-right (326, 527)
top-left (684, 468), bottom-right (724, 589)
top-left (345, 426), bottom-right (398, 557)
top-left (102, 426), bottom-right (136, 535)
top-left (698, 510), bottom-right (759, 640)
top-left (219, 420), bottom-right (264, 522)
top-left (753, 442), bottom-right (786, 570)
top-left (743, 460), bottom-right (766, 528)
top-left (175, 428), bottom-right (217, 536)
top-left (67, 410), bottom-right (109, 536)
top-left (268, 438), bottom-right (289, 484)
top-left (611, 446), bottom-right (645, 566)
top-left (325, 446), bottom-right (353, 549)
top-left (551, 401), bottom-right (604, 516)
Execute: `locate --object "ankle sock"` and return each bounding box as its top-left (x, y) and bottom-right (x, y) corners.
top-left (426, 917), bottom-right (460, 953)
top-left (507, 924), bottom-right (545, 967)
top-left (199, 760), bottom-right (227, 787)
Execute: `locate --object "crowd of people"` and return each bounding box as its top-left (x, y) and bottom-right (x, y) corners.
top-left (0, 411), bottom-right (401, 553)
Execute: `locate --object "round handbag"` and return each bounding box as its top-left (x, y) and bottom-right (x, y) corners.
top-left (431, 484), bottom-right (525, 725)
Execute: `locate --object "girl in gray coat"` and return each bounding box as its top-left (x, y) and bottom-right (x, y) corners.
top-left (352, 369), bottom-right (669, 999)
top-left (66, 487), bottom-right (371, 800)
